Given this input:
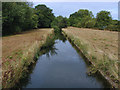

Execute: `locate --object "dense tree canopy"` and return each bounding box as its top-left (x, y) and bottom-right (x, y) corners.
top-left (2, 2), bottom-right (37, 35)
top-left (51, 16), bottom-right (68, 33)
top-left (69, 9), bottom-right (95, 28)
top-left (105, 20), bottom-right (119, 31)
top-left (68, 9), bottom-right (119, 31)
top-left (2, 3), bottom-right (54, 35)
top-left (35, 5), bottom-right (55, 28)
top-left (2, 3), bottom-right (119, 36)
top-left (96, 11), bottom-right (112, 29)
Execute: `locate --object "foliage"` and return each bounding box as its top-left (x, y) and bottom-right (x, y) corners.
top-left (2, 3), bottom-right (119, 36)
top-left (35, 4), bottom-right (55, 28)
top-left (68, 9), bottom-right (119, 31)
top-left (51, 16), bottom-right (68, 33)
top-left (2, 3), bottom-right (54, 35)
top-left (84, 17), bottom-right (96, 28)
top-left (105, 20), bottom-right (119, 31)
top-left (69, 9), bottom-right (95, 28)
top-left (95, 11), bottom-right (112, 30)
top-left (2, 2), bottom-right (36, 35)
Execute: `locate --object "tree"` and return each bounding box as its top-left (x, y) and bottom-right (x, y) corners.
top-left (51, 16), bottom-right (68, 33)
top-left (2, 2), bottom-right (37, 35)
top-left (84, 17), bottom-right (96, 28)
top-left (96, 11), bottom-right (112, 30)
top-left (105, 20), bottom-right (119, 31)
top-left (2, 3), bottom-right (55, 35)
top-left (69, 9), bottom-right (94, 28)
top-left (35, 4), bottom-right (55, 28)
top-left (2, 2), bottom-right (25, 35)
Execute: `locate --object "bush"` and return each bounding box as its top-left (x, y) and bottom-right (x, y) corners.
top-left (52, 26), bottom-right (61, 33)
top-left (2, 3), bottom-right (55, 36)
top-left (96, 11), bottom-right (112, 29)
top-left (69, 9), bottom-right (94, 27)
top-left (85, 19), bottom-right (96, 28)
top-left (105, 24), bottom-right (118, 31)
top-left (77, 22), bottom-right (82, 28)
top-left (51, 16), bottom-right (68, 33)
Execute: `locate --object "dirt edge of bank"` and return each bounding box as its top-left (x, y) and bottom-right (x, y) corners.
top-left (2, 29), bottom-right (53, 88)
top-left (62, 31), bottom-right (118, 88)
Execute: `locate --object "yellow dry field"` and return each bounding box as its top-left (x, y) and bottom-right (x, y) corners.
top-left (63, 27), bottom-right (118, 60)
top-left (63, 27), bottom-right (118, 84)
top-left (2, 28), bottom-right (52, 61)
top-left (2, 28), bottom-right (52, 88)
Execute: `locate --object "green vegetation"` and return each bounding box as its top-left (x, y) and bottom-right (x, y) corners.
top-left (35, 4), bottom-right (54, 28)
top-left (51, 16), bottom-right (68, 33)
top-left (2, 2), bottom-right (55, 36)
top-left (69, 9), bottom-right (119, 31)
top-left (69, 9), bottom-right (95, 28)
top-left (105, 20), bottom-right (119, 31)
top-left (95, 11), bottom-right (112, 30)
top-left (2, 2), bottom-right (119, 88)
top-left (2, 29), bottom-right (53, 88)
top-left (2, 2), bottom-right (119, 36)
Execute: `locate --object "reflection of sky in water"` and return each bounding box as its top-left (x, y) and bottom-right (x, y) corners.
top-left (33, 2), bottom-right (118, 20)
top-left (25, 40), bottom-right (109, 88)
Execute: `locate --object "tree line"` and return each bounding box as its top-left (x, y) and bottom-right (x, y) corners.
top-left (2, 2), bottom-right (55, 35)
top-left (69, 9), bottom-right (119, 31)
top-left (2, 2), bottom-right (119, 36)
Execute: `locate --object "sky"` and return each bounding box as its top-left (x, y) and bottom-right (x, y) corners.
top-left (1, 0), bottom-right (119, 2)
top-left (33, 2), bottom-right (118, 20)
top-left (2, 0), bottom-right (118, 20)
top-left (28, 0), bottom-right (119, 2)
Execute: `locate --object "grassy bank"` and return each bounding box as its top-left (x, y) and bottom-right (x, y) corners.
top-left (2, 28), bottom-right (53, 88)
top-left (62, 27), bottom-right (119, 88)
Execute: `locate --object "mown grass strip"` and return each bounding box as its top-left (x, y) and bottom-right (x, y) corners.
top-left (62, 30), bottom-right (119, 88)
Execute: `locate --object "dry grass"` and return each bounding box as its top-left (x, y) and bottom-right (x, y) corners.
top-left (2, 29), bottom-right (52, 59)
top-left (63, 27), bottom-right (119, 87)
top-left (2, 28), bottom-right (53, 88)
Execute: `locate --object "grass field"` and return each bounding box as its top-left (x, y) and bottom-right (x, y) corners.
top-left (63, 27), bottom-right (119, 87)
top-left (2, 28), bottom-right (53, 88)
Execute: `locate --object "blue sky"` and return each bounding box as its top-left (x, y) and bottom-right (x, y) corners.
top-left (33, 2), bottom-right (118, 20)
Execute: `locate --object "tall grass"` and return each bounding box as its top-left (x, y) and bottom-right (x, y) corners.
top-left (2, 33), bottom-right (53, 88)
top-left (2, 40), bottom-right (44, 88)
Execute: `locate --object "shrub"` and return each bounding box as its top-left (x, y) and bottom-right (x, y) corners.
top-left (53, 26), bottom-right (61, 33)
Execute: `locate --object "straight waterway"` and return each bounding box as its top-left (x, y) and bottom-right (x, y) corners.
top-left (21, 33), bottom-right (110, 88)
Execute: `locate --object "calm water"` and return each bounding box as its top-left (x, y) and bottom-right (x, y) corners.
top-left (21, 34), bottom-right (110, 88)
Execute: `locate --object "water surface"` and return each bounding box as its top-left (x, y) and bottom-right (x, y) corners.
top-left (22, 34), bottom-right (110, 88)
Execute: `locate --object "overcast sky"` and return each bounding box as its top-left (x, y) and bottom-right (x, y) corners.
top-left (33, 2), bottom-right (118, 20)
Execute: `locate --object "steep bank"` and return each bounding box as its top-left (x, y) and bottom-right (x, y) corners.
top-left (2, 28), bottom-right (53, 88)
top-left (62, 27), bottom-right (119, 88)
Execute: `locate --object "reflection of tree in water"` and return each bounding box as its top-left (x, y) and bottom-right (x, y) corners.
top-left (39, 32), bottom-right (66, 58)
top-left (12, 32), bottom-right (66, 88)
top-left (55, 32), bottom-right (66, 43)
top-left (39, 45), bottom-right (58, 58)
